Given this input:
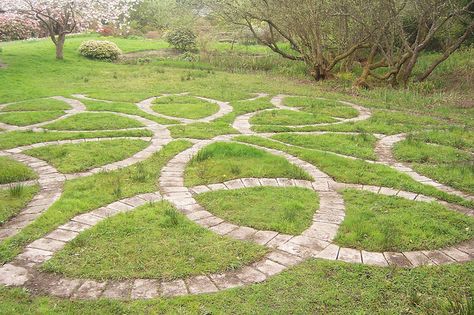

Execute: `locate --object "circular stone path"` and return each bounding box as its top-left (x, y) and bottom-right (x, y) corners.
top-left (0, 93), bottom-right (472, 300)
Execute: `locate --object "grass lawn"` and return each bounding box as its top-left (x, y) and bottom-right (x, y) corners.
top-left (0, 156), bottom-right (38, 184)
top-left (394, 138), bottom-right (474, 194)
top-left (284, 97), bottom-right (359, 118)
top-left (1, 98), bottom-right (71, 112)
top-left (0, 140), bottom-right (192, 264)
top-left (335, 190), bottom-right (474, 252)
top-left (42, 202), bottom-right (267, 280)
top-left (236, 136), bottom-right (474, 208)
top-left (271, 133), bottom-right (378, 160)
top-left (25, 139), bottom-right (150, 173)
top-left (0, 111), bottom-right (66, 126)
top-left (152, 95), bottom-right (220, 119)
top-left (0, 129), bottom-right (153, 150)
top-left (184, 142), bottom-right (312, 186)
top-left (251, 109), bottom-right (337, 126)
top-left (0, 185), bottom-right (39, 225)
top-left (196, 187), bottom-right (319, 234)
top-left (80, 99), bottom-right (178, 125)
top-left (1, 260), bottom-right (473, 314)
top-left (43, 113), bottom-right (145, 131)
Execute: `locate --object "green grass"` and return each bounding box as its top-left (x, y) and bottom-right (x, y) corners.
top-left (42, 202), bottom-right (267, 280)
top-left (394, 139), bottom-right (474, 194)
top-left (1, 98), bottom-right (70, 112)
top-left (335, 189), bottom-right (474, 252)
top-left (284, 97), bottom-right (359, 118)
top-left (252, 110), bottom-right (449, 134)
top-left (184, 142), bottom-right (312, 186)
top-left (80, 99), bottom-right (178, 125)
top-left (0, 129), bottom-right (153, 150)
top-left (409, 128), bottom-right (474, 152)
top-left (43, 113), bottom-right (145, 130)
top-left (251, 109), bottom-right (336, 126)
top-left (196, 187), bottom-right (319, 234)
top-left (25, 139), bottom-right (150, 173)
top-left (151, 95), bottom-right (220, 119)
top-left (0, 185), bottom-right (39, 225)
top-left (0, 156), bottom-right (38, 184)
top-left (0, 111), bottom-right (66, 126)
top-left (235, 136), bottom-right (474, 208)
top-left (1, 260), bottom-right (473, 314)
top-left (272, 133), bottom-right (378, 160)
top-left (0, 140), bottom-right (192, 264)
top-left (169, 96), bottom-right (274, 139)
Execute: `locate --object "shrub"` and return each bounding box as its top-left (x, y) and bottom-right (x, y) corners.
top-left (165, 28), bottom-right (197, 52)
top-left (78, 40), bottom-right (122, 61)
top-left (0, 13), bottom-right (41, 42)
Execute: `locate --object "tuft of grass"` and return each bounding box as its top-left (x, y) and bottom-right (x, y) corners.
top-left (43, 113), bottom-right (145, 131)
top-left (185, 142), bottom-right (313, 186)
top-left (152, 95), bottom-right (220, 120)
top-left (0, 156), bottom-right (38, 185)
top-left (41, 202), bottom-right (267, 280)
top-left (8, 184), bottom-right (24, 198)
top-left (196, 186), bottom-right (319, 234)
top-left (335, 189), bottom-right (474, 252)
top-left (25, 139), bottom-right (150, 174)
top-left (0, 185), bottom-right (39, 225)
top-left (0, 111), bottom-right (66, 126)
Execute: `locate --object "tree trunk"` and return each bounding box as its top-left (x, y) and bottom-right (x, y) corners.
top-left (55, 34), bottom-right (66, 60)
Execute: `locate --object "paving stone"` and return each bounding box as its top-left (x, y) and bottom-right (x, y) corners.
top-left (242, 178), bottom-right (261, 187)
top-left (28, 238), bottom-right (66, 252)
top-left (312, 181), bottom-right (330, 191)
top-left (161, 280), bottom-right (188, 297)
top-left (17, 247), bottom-right (53, 263)
top-left (315, 244), bottom-right (340, 260)
top-left (0, 264), bottom-right (29, 286)
top-left (415, 195), bottom-right (436, 203)
top-left (251, 230), bottom-right (279, 245)
top-left (422, 250), bottom-right (455, 265)
top-left (196, 216), bottom-right (224, 228)
top-left (379, 187), bottom-right (399, 196)
top-left (59, 220), bottom-right (91, 233)
top-left (186, 276), bottom-right (219, 294)
top-left (276, 178), bottom-right (294, 187)
top-left (302, 222), bottom-right (339, 242)
top-left (190, 186), bottom-right (210, 194)
top-left (278, 241), bottom-right (320, 257)
top-left (236, 266), bottom-right (267, 284)
top-left (338, 248), bottom-right (362, 263)
top-left (91, 207), bottom-right (122, 218)
top-left (131, 279), bottom-right (159, 299)
top-left (210, 222), bottom-right (239, 235)
top-left (122, 196), bottom-right (148, 207)
top-left (259, 178), bottom-right (279, 187)
top-left (210, 273), bottom-right (244, 290)
top-left (108, 201), bottom-right (134, 212)
top-left (292, 180), bottom-right (313, 189)
top-left (72, 280), bottom-right (107, 299)
top-left (361, 251), bottom-right (388, 266)
top-left (72, 213), bottom-right (104, 225)
top-left (187, 210), bottom-right (213, 221)
top-left (266, 234), bottom-right (292, 248)
top-left (228, 226), bottom-right (257, 240)
top-left (253, 259), bottom-right (286, 276)
top-left (224, 179), bottom-right (245, 189)
top-left (313, 212), bottom-right (345, 224)
top-left (102, 281), bottom-right (132, 299)
top-left (402, 251), bottom-right (433, 266)
top-left (267, 250), bottom-right (303, 266)
top-left (208, 183), bottom-right (227, 191)
top-left (396, 191), bottom-right (418, 200)
top-left (384, 252), bottom-right (412, 267)
top-left (442, 247), bottom-right (471, 262)
top-left (49, 279), bottom-right (82, 298)
top-left (456, 240), bottom-right (474, 255)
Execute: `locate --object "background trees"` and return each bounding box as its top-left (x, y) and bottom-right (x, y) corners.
top-left (1, 0), bottom-right (139, 59)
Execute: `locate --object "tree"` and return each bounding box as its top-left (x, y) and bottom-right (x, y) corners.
top-left (208, 0), bottom-right (390, 80)
top-left (1, 0), bottom-right (140, 59)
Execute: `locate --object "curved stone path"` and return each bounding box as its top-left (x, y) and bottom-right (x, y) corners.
top-left (0, 92), bottom-right (473, 300)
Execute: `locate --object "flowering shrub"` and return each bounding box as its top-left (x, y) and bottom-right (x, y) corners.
top-left (79, 40), bottom-right (122, 61)
top-left (0, 13), bottom-right (40, 42)
top-left (166, 28), bottom-right (197, 52)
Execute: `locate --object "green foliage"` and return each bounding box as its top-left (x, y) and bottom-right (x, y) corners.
top-left (165, 28), bottom-right (196, 52)
top-left (79, 40), bottom-right (122, 61)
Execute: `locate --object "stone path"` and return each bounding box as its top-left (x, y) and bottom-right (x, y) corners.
top-left (0, 92), bottom-right (472, 300)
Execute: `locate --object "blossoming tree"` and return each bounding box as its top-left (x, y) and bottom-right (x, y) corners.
top-left (1, 0), bottom-right (140, 59)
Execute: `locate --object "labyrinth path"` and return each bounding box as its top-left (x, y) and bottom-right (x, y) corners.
top-left (0, 92), bottom-right (472, 300)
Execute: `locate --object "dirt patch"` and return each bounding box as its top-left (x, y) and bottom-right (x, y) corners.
top-left (0, 60), bottom-right (7, 69)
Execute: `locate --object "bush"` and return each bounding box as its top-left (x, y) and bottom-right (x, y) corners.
top-left (165, 28), bottom-right (197, 52)
top-left (78, 40), bottom-right (122, 61)
top-left (0, 13), bottom-right (41, 42)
